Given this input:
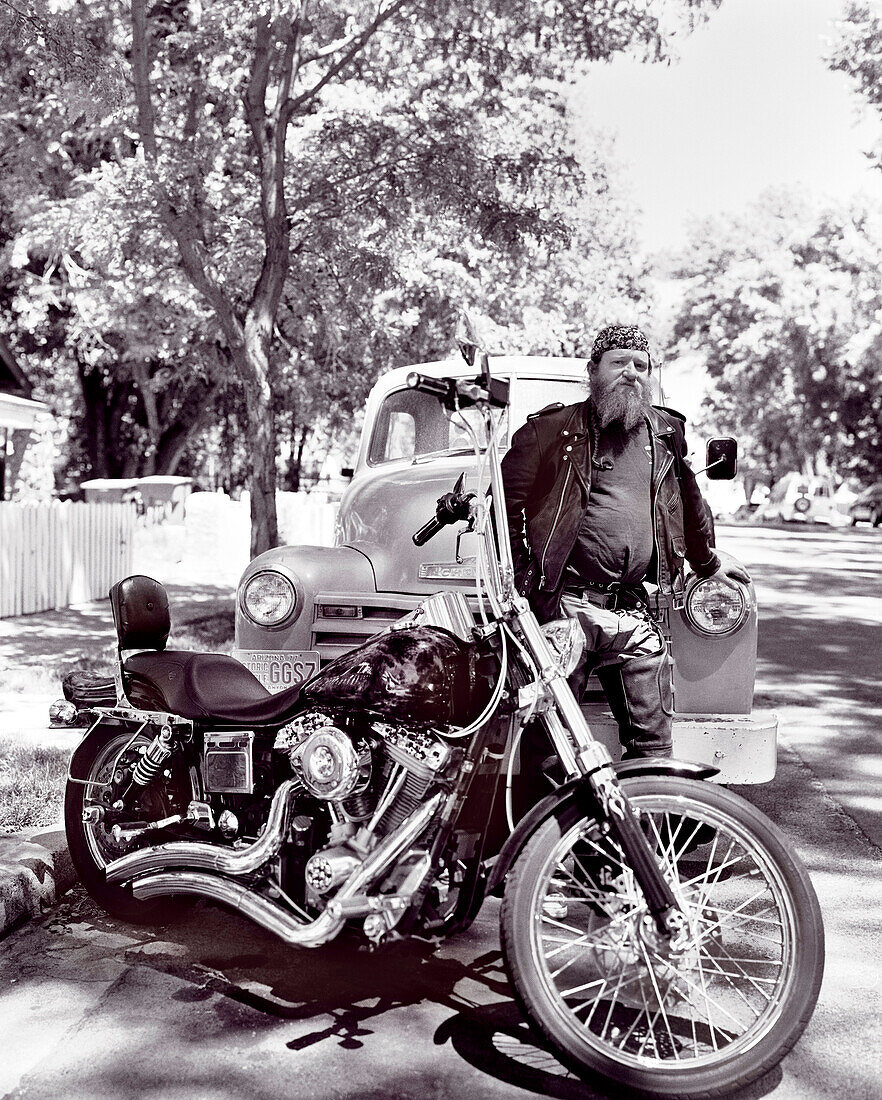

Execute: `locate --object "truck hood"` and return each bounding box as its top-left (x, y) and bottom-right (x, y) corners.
top-left (338, 456), bottom-right (484, 595)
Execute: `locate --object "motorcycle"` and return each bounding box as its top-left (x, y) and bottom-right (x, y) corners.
top-left (65, 325), bottom-right (824, 1098)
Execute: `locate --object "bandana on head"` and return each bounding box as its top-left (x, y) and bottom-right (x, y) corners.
top-left (591, 324), bottom-right (651, 366)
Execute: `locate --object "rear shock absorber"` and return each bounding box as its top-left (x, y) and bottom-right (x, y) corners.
top-left (131, 726), bottom-right (174, 787)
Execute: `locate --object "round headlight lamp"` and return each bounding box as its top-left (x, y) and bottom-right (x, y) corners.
top-left (685, 578), bottom-right (748, 636)
top-left (241, 570), bottom-right (297, 628)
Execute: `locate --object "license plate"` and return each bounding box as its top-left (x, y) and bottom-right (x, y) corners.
top-left (232, 650), bottom-right (321, 693)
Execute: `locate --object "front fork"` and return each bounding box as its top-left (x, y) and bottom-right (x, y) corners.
top-left (515, 606), bottom-right (684, 941)
top-left (586, 762), bottom-right (686, 941)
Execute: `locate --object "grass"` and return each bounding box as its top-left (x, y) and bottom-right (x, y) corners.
top-left (0, 610), bottom-right (235, 834)
top-left (0, 736), bottom-right (70, 833)
top-left (175, 609), bottom-right (236, 651)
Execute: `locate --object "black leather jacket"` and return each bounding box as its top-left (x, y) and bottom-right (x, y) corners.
top-left (501, 399), bottom-right (719, 621)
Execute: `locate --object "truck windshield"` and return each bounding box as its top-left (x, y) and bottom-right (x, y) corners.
top-left (367, 376), bottom-right (584, 466)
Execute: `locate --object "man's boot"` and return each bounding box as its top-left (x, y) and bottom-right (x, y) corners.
top-left (597, 650), bottom-right (673, 759)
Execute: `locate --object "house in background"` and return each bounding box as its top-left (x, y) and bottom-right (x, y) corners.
top-left (0, 334), bottom-right (49, 500)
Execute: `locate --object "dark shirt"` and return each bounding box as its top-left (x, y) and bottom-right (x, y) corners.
top-left (567, 420), bottom-right (653, 584)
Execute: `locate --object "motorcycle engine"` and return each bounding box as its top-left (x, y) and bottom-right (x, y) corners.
top-left (277, 710), bottom-right (450, 838)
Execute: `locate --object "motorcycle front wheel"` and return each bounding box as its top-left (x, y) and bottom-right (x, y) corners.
top-left (501, 777), bottom-right (824, 1099)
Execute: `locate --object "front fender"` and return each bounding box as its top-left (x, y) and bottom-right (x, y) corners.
top-left (484, 757), bottom-right (718, 896)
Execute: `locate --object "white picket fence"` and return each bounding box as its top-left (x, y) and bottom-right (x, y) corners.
top-left (0, 492), bottom-right (339, 618)
top-left (0, 500), bottom-right (134, 618)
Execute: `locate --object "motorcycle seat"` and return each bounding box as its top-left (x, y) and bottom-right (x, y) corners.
top-left (122, 650), bottom-right (304, 725)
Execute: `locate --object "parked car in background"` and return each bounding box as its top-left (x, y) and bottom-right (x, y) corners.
top-left (848, 482), bottom-right (882, 527)
top-left (753, 472), bottom-right (846, 525)
top-left (233, 356), bottom-right (777, 783)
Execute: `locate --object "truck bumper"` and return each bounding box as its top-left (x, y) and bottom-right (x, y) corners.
top-left (580, 702), bottom-right (778, 784)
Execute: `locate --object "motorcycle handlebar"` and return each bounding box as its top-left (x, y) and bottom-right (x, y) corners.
top-left (406, 371), bottom-right (501, 408)
top-left (412, 515), bottom-right (446, 546)
top-left (406, 372), bottom-right (455, 401)
top-left (412, 487), bottom-right (475, 546)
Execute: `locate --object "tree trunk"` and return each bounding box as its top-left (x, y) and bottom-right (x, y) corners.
top-left (286, 418), bottom-right (310, 493)
top-left (131, 358), bottom-right (159, 476)
top-left (236, 321), bottom-right (278, 557)
top-left (76, 360), bottom-right (110, 479)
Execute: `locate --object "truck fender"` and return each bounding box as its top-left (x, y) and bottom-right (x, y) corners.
top-left (235, 544), bottom-right (376, 651)
top-left (483, 758), bottom-right (718, 895)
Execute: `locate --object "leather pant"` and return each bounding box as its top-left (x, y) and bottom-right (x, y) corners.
top-left (560, 591), bottom-right (674, 760)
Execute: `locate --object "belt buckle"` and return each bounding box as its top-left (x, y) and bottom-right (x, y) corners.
top-left (586, 587), bottom-right (614, 610)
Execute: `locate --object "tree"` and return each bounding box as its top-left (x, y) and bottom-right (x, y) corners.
top-left (0, 3), bottom-right (228, 487)
top-left (2, 0), bottom-right (723, 554)
top-left (5, 246), bottom-right (229, 486)
top-left (669, 192), bottom-right (882, 488)
top-left (828, 1), bottom-right (882, 170)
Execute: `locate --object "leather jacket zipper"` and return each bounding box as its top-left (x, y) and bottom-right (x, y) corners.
top-left (540, 463), bottom-right (572, 587)
top-left (650, 433), bottom-right (674, 585)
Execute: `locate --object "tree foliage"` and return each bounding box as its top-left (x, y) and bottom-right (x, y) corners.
top-left (669, 192), bottom-right (882, 489)
top-left (1, 0), bottom-right (722, 548)
top-left (827, 1), bottom-right (882, 170)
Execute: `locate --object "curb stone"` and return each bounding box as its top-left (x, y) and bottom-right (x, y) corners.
top-left (0, 826), bottom-right (76, 940)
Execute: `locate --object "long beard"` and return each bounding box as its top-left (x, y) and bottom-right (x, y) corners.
top-left (591, 378), bottom-right (652, 431)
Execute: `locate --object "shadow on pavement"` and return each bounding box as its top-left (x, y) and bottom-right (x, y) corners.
top-left (0, 583), bottom-right (235, 672)
top-left (57, 883), bottom-right (795, 1100)
top-left (434, 1001), bottom-right (783, 1100)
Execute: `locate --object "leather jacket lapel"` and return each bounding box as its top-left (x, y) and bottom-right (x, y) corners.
top-left (648, 408), bottom-right (675, 499)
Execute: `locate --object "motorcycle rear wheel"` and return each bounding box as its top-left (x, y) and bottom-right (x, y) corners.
top-left (65, 723), bottom-right (199, 923)
top-left (500, 777), bottom-right (824, 1099)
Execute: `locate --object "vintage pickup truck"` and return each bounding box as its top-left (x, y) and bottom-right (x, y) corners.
top-left (233, 356), bottom-right (777, 783)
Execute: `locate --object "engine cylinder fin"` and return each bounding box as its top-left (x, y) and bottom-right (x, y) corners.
top-left (378, 771), bottom-right (431, 836)
top-left (341, 791), bottom-right (373, 821)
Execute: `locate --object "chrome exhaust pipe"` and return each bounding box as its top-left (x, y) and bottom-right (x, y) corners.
top-left (132, 870), bottom-right (345, 947)
top-left (105, 779), bottom-right (299, 885)
top-left (130, 792), bottom-right (443, 947)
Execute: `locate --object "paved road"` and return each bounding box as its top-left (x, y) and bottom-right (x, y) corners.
top-left (720, 523), bottom-right (882, 847)
top-left (0, 525), bottom-right (879, 1099)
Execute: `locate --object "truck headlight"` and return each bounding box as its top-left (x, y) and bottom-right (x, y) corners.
top-left (542, 618), bottom-right (585, 677)
top-left (685, 578), bottom-right (748, 636)
top-left (241, 570), bottom-right (297, 628)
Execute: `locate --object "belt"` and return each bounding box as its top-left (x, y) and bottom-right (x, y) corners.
top-left (563, 580), bottom-right (647, 611)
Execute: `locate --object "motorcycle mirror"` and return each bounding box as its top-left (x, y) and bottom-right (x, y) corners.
top-left (704, 437), bottom-right (738, 480)
top-left (455, 310), bottom-right (484, 367)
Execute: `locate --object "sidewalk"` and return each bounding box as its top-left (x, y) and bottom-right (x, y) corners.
top-left (0, 579), bottom-right (237, 939)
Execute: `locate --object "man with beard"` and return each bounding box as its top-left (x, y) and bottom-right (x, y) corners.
top-left (502, 323), bottom-right (748, 763)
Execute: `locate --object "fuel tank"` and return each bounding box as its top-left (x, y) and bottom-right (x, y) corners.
top-left (301, 625), bottom-right (490, 728)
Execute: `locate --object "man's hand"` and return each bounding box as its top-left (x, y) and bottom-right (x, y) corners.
top-left (707, 550), bottom-right (751, 587)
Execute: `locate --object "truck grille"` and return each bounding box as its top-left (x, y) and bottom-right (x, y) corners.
top-left (310, 591), bottom-right (671, 667)
top-left (310, 593), bottom-right (421, 664)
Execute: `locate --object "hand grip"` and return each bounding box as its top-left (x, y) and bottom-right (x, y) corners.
top-left (412, 515), bottom-right (445, 546)
top-left (406, 372), bottom-right (454, 400)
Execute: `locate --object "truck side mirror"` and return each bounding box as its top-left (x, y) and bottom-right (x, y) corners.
top-left (705, 437), bottom-right (738, 480)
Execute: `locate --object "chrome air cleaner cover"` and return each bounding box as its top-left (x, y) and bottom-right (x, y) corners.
top-left (288, 725), bottom-right (371, 801)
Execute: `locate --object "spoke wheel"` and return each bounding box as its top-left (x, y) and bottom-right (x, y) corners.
top-left (65, 723), bottom-right (199, 923)
top-left (501, 777), bottom-right (824, 1099)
